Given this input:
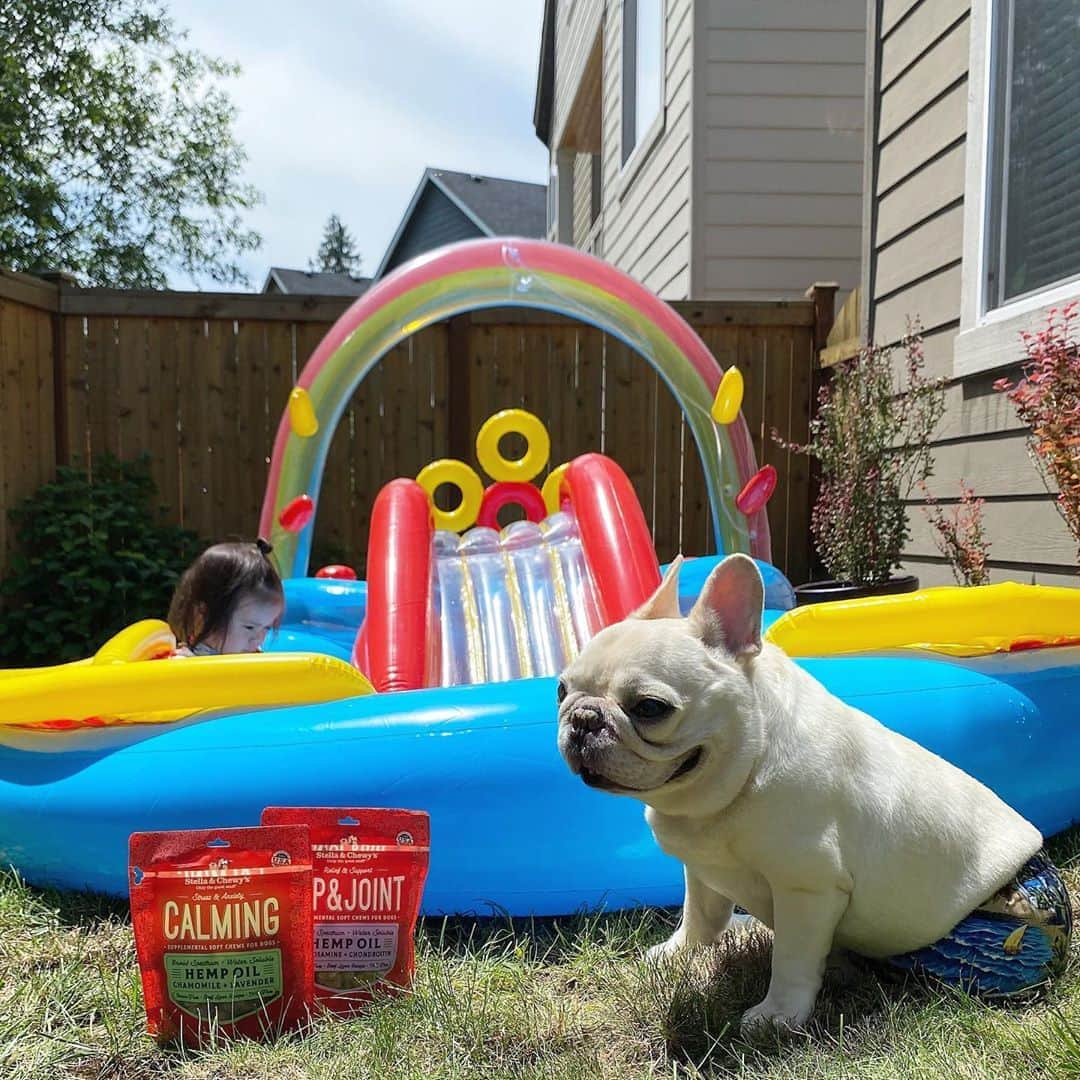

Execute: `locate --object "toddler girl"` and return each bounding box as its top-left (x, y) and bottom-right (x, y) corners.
top-left (168, 538), bottom-right (284, 656)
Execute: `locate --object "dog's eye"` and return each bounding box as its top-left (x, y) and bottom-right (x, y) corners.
top-left (630, 697), bottom-right (674, 722)
top-left (556, 680), bottom-right (568, 704)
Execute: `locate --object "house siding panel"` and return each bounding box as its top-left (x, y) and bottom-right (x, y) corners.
top-left (706, 28), bottom-right (864, 65)
top-left (906, 500), bottom-right (1073, 567)
top-left (553, 0), bottom-right (604, 145)
top-left (381, 187), bottom-right (484, 275)
top-left (552, 0), bottom-right (866, 302)
top-left (695, 0), bottom-right (865, 299)
top-left (878, 16), bottom-right (969, 142)
top-left (876, 143), bottom-right (965, 245)
top-left (876, 83), bottom-right (967, 194)
top-left (881, 0), bottom-right (923, 37)
top-left (874, 203), bottom-right (964, 298)
top-left (711, 2), bottom-right (863, 31)
top-left (572, 152), bottom-right (594, 245)
top-left (880, 0), bottom-right (968, 87)
top-left (704, 127), bottom-right (864, 163)
top-left (594, 0), bottom-right (695, 299)
top-left (866, 0), bottom-right (1076, 581)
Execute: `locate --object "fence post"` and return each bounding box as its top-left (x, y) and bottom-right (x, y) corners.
top-left (803, 282), bottom-right (843, 584)
top-left (446, 314), bottom-right (472, 463)
top-left (807, 281), bottom-right (838, 357)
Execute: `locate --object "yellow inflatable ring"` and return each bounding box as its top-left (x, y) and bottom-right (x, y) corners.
top-left (475, 409), bottom-right (551, 483)
top-left (416, 459), bottom-right (484, 532)
top-left (541, 462), bottom-right (570, 515)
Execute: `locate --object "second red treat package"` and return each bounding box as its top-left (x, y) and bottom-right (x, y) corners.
top-left (262, 807), bottom-right (430, 1015)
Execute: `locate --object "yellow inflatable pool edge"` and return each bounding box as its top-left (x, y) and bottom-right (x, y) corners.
top-left (765, 582), bottom-right (1080, 658)
top-left (0, 620), bottom-right (374, 730)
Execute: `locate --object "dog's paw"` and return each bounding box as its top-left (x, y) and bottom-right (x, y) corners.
top-left (645, 935), bottom-right (684, 965)
top-left (739, 999), bottom-right (811, 1038)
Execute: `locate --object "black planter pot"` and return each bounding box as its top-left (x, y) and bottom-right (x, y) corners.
top-left (793, 574), bottom-right (920, 606)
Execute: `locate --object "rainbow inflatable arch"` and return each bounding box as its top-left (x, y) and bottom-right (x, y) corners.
top-left (259, 238), bottom-right (771, 577)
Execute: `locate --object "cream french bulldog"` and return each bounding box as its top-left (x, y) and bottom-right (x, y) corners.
top-left (556, 554), bottom-right (1043, 1032)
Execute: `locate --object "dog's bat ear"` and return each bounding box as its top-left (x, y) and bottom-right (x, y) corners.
top-left (632, 555), bottom-right (683, 620)
top-left (688, 554), bottom-right (763, 659)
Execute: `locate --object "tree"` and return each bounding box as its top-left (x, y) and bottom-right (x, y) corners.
top-left (0, 0), bottom-right (261, 287)
top-left (311, 214), bottom-right (362, 275)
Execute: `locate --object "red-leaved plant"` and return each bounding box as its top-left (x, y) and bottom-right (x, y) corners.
top-left (920, 482), bottom-right (991, 586)
top-left (994, 303), bottom-right (1080, 563)
top-left (774, 321), bottom-right (946, 586)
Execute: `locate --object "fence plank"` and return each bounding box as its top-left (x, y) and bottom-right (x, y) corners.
top-left (177, 319), bottom-right (209, 532)
top-left (60, 288), bottom-right (352, 323)
top-left (653, 371), bottom-right (686, 563)
top-left (114, 317), bottom-right (147, 463)
top-left (0, 270), bottom-right (59, 312)
top-left (300, 319), bottom-right (350, 565)
top-left (63, 316), bottom-right (90, 466)
top-left (783, 327), bottom-right (814, 586)
top-left (147, 318), bottom-right (181, 525)
top-left (206, 319), bottom-right (239, 539)
top-left (34, 306), bottom-right (57, 490)
top-left (607, 335), bottom-right (657, 544)
top-left (20, 302), bottom-right (52, 493)
top-left (0, 300), bottom-right (16, 572)
top-left (0, 298), bottom-right (56, 573)
top-left (234, 321), bottom-right (269, 535)
top-left (84, 317), bottom-right (116, 463)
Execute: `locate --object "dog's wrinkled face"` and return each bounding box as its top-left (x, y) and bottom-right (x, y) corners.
top-left (557, 553), bottom-right (765, 814)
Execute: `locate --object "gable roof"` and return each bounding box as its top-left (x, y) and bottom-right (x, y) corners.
top-left (262, 268), bottom-right (371, 296)
top-left (375, 168), bottom-right (547, 278)
top-left (533, 0), bottom-right (556, 147)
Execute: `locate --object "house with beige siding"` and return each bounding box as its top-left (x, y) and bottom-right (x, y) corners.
top-left (533, 0), bottom-right (867, 300)
top-left (861, 0), bottom-right (1078, 586)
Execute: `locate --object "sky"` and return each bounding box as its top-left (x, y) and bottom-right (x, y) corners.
top-left (167, 0), bottom-right (549, 289)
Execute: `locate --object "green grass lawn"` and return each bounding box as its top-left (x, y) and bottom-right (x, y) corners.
top-left (3, 829), bottom-right (1079, 1080)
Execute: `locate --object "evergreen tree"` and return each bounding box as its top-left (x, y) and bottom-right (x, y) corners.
top-left (311, 214), bottom-right (362, 275)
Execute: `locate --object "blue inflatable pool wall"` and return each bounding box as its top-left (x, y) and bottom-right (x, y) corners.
top-left (0, 555), bottom-right (1077, 915)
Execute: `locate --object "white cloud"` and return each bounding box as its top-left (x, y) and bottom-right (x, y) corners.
top-left (165, 0), bottom-right (549, 287)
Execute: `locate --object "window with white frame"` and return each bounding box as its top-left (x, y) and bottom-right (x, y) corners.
top-left (985, 0), bottom-right (1080, 310)
top-left (621, 0), bottom-right (664, 166)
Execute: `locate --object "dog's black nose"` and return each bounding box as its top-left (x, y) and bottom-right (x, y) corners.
top-left (571, 703), bottom-right (606, 734)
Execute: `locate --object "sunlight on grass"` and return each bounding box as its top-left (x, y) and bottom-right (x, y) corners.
top-left (1, 829), bottom-right (1078, 1079)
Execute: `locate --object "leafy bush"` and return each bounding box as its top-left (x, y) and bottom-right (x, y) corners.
top-left (774, 322), bottom-right (946, 586)
top-left (0, 455), bottom-right (203, 665)
top-left (921, 482), bottom-right (991, 586)
top-left (994, 302), bottom-right (1080, 564)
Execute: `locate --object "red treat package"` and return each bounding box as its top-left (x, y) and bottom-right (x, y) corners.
top-left (128, 826), bottom-right (313, 1047)
top-left (261, 807), bottom-right (430, 1014)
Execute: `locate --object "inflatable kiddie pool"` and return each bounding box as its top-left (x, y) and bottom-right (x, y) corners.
top-left (0, 238), bottom-right (1078, 914)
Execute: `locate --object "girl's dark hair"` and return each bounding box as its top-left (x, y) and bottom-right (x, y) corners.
top-left (168, 539), bottom-right (284, 648)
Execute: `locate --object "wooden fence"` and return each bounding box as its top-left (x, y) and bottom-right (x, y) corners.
top-left (0, 270), bottom-right (829, 585)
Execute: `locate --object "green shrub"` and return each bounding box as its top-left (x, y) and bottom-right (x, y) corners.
top-left (0, 455), bottom-right (203, 665)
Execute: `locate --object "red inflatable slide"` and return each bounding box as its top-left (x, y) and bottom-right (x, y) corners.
top-left (356, 454), bottom-right (662, 693)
